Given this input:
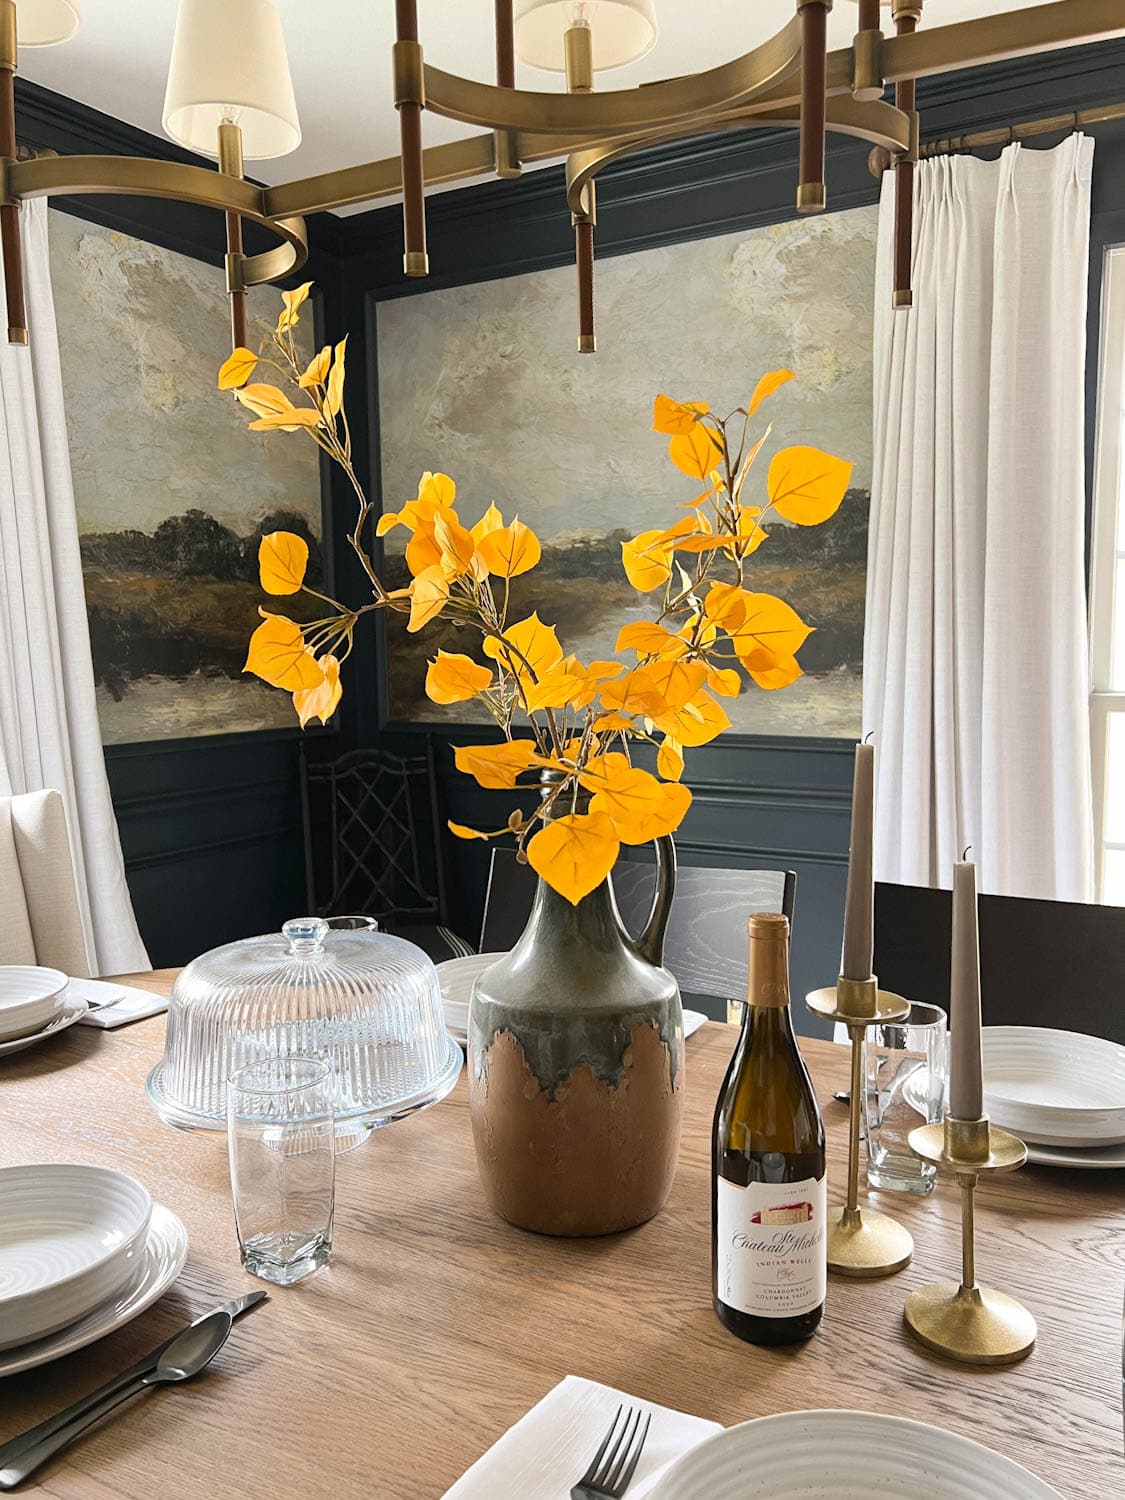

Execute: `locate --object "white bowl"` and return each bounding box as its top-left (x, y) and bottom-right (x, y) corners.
top-left (982, 1027), bottom-right (1125, 1147)
top-left (0, 1164), bottom-right (153, 1350)
top-left (653, 1410), bottom-right (1063, 1499)
top-left (0, 966), bottom-right (68, 1042)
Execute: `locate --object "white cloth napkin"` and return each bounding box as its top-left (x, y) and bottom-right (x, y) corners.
top-left (69, 976), bottom-right (168, 1029)
top-left (442, 1376), bottom-right (721, 1499)
top-left (683, 1009), bottom-right (707, 1039)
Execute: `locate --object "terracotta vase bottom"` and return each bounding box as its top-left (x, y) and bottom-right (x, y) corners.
top-left (469, 1020), bottom-right (684, 1237)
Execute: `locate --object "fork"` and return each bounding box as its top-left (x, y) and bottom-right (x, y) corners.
top-left (571, 1405), bottom-right (652, 1499)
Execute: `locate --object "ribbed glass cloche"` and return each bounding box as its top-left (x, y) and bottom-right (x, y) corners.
top-left (146, 917), bottom-right (462, 1149)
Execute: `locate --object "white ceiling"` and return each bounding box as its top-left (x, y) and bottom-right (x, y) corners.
top-left (19, 2), bottom-right (1055, 216)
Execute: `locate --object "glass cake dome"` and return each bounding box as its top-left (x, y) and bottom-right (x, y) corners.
top-left (146, 917), bottom-right (462, 1149)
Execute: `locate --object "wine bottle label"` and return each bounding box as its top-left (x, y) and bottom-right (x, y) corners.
top-left (716, 1174), bottom-right (827, 1319)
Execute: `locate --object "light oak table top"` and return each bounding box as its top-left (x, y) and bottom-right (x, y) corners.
top-left (0, 970), bottom-right (1122, 1500)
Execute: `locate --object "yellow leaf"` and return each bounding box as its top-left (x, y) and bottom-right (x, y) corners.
top-left (433, 510), bottom-right (476, 579)
top-left (298, 345), bottom-right (331, 389)
top-left (407, 565), bottom-right (449, 632)
top-left (727, 591), bottom-right (813, 666)
top-left (766, 446), bottom-right (853, 525)
top-left (657, 736), bottom-right (684, 781)
top-left (581, 758), bottom-right (661, 812)
top-left (477, 517), bottom-right (541, 578)
top-left (405, 521), bottom-right (444, 578)
top-left (417, 471), bottom-right (456, 509)
top-left (593, 710), bottom-right (635, 731)
top-left (482, 612), bottom-right (563, 682)
top-left (247, 408), bottom-right (324, 433)
top-left (703, 580), bottom-right (747, 631)
top-left (292, 654), bottom-right (342, 728)
top-left (524, 657), bottom-right (590, 712)
top-left (652, 393), bottom-right (709, 437)
top-left (470, 502), bottom-right (504, 543)
top-left (747, 369), bottom-right (795, 418)
top-left (426, 650), bottom-right (493, 704)
top-left (448, 821), bottom-right (493, 841)
top-left (453, 739), bottom-right (541, 790)
top-left (615, 621), bottom-right (688, 660)
top-left (591, 772), bottom-right (692, 845)
top-left (706, 665), bottom-right (742, 698)
top-left (668, 422), bottom-right (723, 481)
top-left (376, 510), bottom-right (403, 537)
top-left (748, 654), bottom-right (804, 691)
top-left (621, 529), bottom-right (672, 593)
top-left (244, 612), bottom-right (322, 691)
top-left (258, 531), bottom-right (309, 595)
top-left (218, 346), bottom-right (257, 390)
top-left (651, 689), bottom-right (731, 748)
top-left (527, 812), bottom-right (620, 906)
top-left (731, 427), bottom-right (771, 501)
top-left (326, 337), bottom-right (347, 417)
top-left (235, 383), bottom-right (293, 419)
top-left (277, 281), bottom-right (312, 332)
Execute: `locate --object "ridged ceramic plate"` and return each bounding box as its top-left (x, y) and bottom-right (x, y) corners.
top-left (982, 1027), bottom-right (1125, 1147)
top-left (0, 1164), bottom-right (153, 1349)
top-left (0, 966), bottom-right (68, 1042)
top-left (0, 997), bottom-right (88, 1057)
top-left (0, 1203), bottom-right (188, 1376)
top-left (652, 1410), bottom-right (1064, 1499)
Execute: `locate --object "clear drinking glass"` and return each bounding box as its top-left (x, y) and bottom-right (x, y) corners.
top-left (864, 1002), bottom-right (949, 1195)
top-left (227, 1055), bottom-right (335, 1286)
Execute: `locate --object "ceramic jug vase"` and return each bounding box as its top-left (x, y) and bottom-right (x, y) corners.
top-left (468, 828), bottom-right (684, 1236)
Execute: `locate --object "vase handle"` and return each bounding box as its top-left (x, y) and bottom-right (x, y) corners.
top-left (635, 834), bottom-right (677, 968)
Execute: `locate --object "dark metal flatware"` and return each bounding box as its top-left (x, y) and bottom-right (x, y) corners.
top-left (0, 1311), bottom-right (232, 1489)
top-left (571, 1405), bottom-right (652, 1499)
top-left (0, 1291), bottom-right (266, 1469)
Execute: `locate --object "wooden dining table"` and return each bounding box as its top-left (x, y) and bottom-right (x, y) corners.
top-left (1, 970), bottom-right (1121, 1500)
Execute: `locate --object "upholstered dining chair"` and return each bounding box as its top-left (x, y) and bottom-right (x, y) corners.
top-left (0, 789), bottom-right (90, 975)
top-left (480, 848), bottom-right (797, 1023)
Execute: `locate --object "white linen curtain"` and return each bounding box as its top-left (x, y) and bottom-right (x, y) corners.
top-left (0, 198), bottom-right (149, 974)
top-left (864, 136), bottom-right (1094, 902)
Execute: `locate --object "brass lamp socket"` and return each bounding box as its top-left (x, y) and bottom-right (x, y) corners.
top-left (852, 28), bottom-right (884, 101)
top-left (217, 121), bottom-right (244, 180)
top-left (0, 0), bottom-right (15, 75)
top-left (393, 40), bottom-right (426, 109)
top-left (564, 24), bottom-right (594, 94)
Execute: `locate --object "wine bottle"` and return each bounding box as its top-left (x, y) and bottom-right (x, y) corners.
top-left (712, 911), bottom-right (826, 1345)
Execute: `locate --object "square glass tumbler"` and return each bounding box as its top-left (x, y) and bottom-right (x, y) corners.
top-left (864, 1002), bottom-right (948, 1195)
top-left (227, 1055), bottom-right (335, 1286)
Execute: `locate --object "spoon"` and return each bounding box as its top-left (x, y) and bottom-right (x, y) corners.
top-left (0, 1309), bottom-right (233, 1489)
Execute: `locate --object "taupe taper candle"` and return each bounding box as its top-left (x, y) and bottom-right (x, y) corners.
top-left (949, 857), bottom-right (984, 1119)
top-left (840, 741), bottom-right (875, 980)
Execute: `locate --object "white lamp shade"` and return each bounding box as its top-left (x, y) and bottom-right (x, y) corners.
top-left (515, 0), bottom-right (657, 73)
top-left (163, 0), bottom-right (300, 161)
top-left (18, 0), bottom-right (81, 47)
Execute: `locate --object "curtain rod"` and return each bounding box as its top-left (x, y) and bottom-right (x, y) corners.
top-left (868, 99), bottom-right (1125, 176)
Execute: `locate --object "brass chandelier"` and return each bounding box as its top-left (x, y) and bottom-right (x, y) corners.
top-left (0, 0), bottom-right (1122, 351)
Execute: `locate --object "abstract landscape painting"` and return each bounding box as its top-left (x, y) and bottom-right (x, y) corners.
top-left (48, 211), bottom-right (323, 745)
top-left (376, 204), bottom-right (877, 738)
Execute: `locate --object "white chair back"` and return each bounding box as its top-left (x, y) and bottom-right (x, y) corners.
top-left (0, 789), bottom-right (90, 975)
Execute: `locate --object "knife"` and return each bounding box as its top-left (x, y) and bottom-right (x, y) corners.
top-left (0, 1291), bottom-right (267, 1466)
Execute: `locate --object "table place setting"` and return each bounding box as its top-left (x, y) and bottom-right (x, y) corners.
top-left (0, 967), bottom-right (87, 1056)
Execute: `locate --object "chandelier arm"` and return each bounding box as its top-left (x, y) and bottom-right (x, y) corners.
top-left (886, 0), bottom-right (1125, 82)
top-left (494, 0), bottom-right (520, 179)
top-left (4, 156), bottom-right (309, 281)
top-left (797, 0), bottom-right (831, 216)
top-left (218, 121), bottom-right (248, 352)
top-left (563, 94), bottom-right (911, 220)
top-left (394, 0), bottom-right (428, 277)
top-left (422, 14), bottom-right (804, 138)
top-left (264, 136), bottom-right (496, 220)
top-left (0, 0), bottom-right (24, 343)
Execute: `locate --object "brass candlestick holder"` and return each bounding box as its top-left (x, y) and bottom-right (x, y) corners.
top-left (806, 975), bottom-right (914, 1278)
top-left (904, 1113), bottom-right (1036, 1365)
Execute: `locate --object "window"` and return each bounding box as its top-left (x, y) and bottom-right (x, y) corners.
top-left (1090, 245), bottom-right (1125, 904)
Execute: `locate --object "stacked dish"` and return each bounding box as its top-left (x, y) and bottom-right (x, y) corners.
top-left (982, 1027), bottom-right (1125, 1167)
top-left (0, 966), bottom-right (93, 1059)
top-left (0, 1164), bottom-right (187, 1376)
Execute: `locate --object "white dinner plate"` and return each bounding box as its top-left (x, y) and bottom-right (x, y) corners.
top-left (1024, 1138), bottom-right (1125, 1170)
top-left (0, 1203), bottom-right (188, 1376)
top-left (982, 1027), bottom-right (1125, 1147)
top-left (0, 997), bottom-right (88, 1057)
top-left (0, 1163), bottom-right (153, 1349)
top-left (652, 1410), bottom-right (1064, 1499)
top-left (0, 966), bottom-right (68, 1042)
